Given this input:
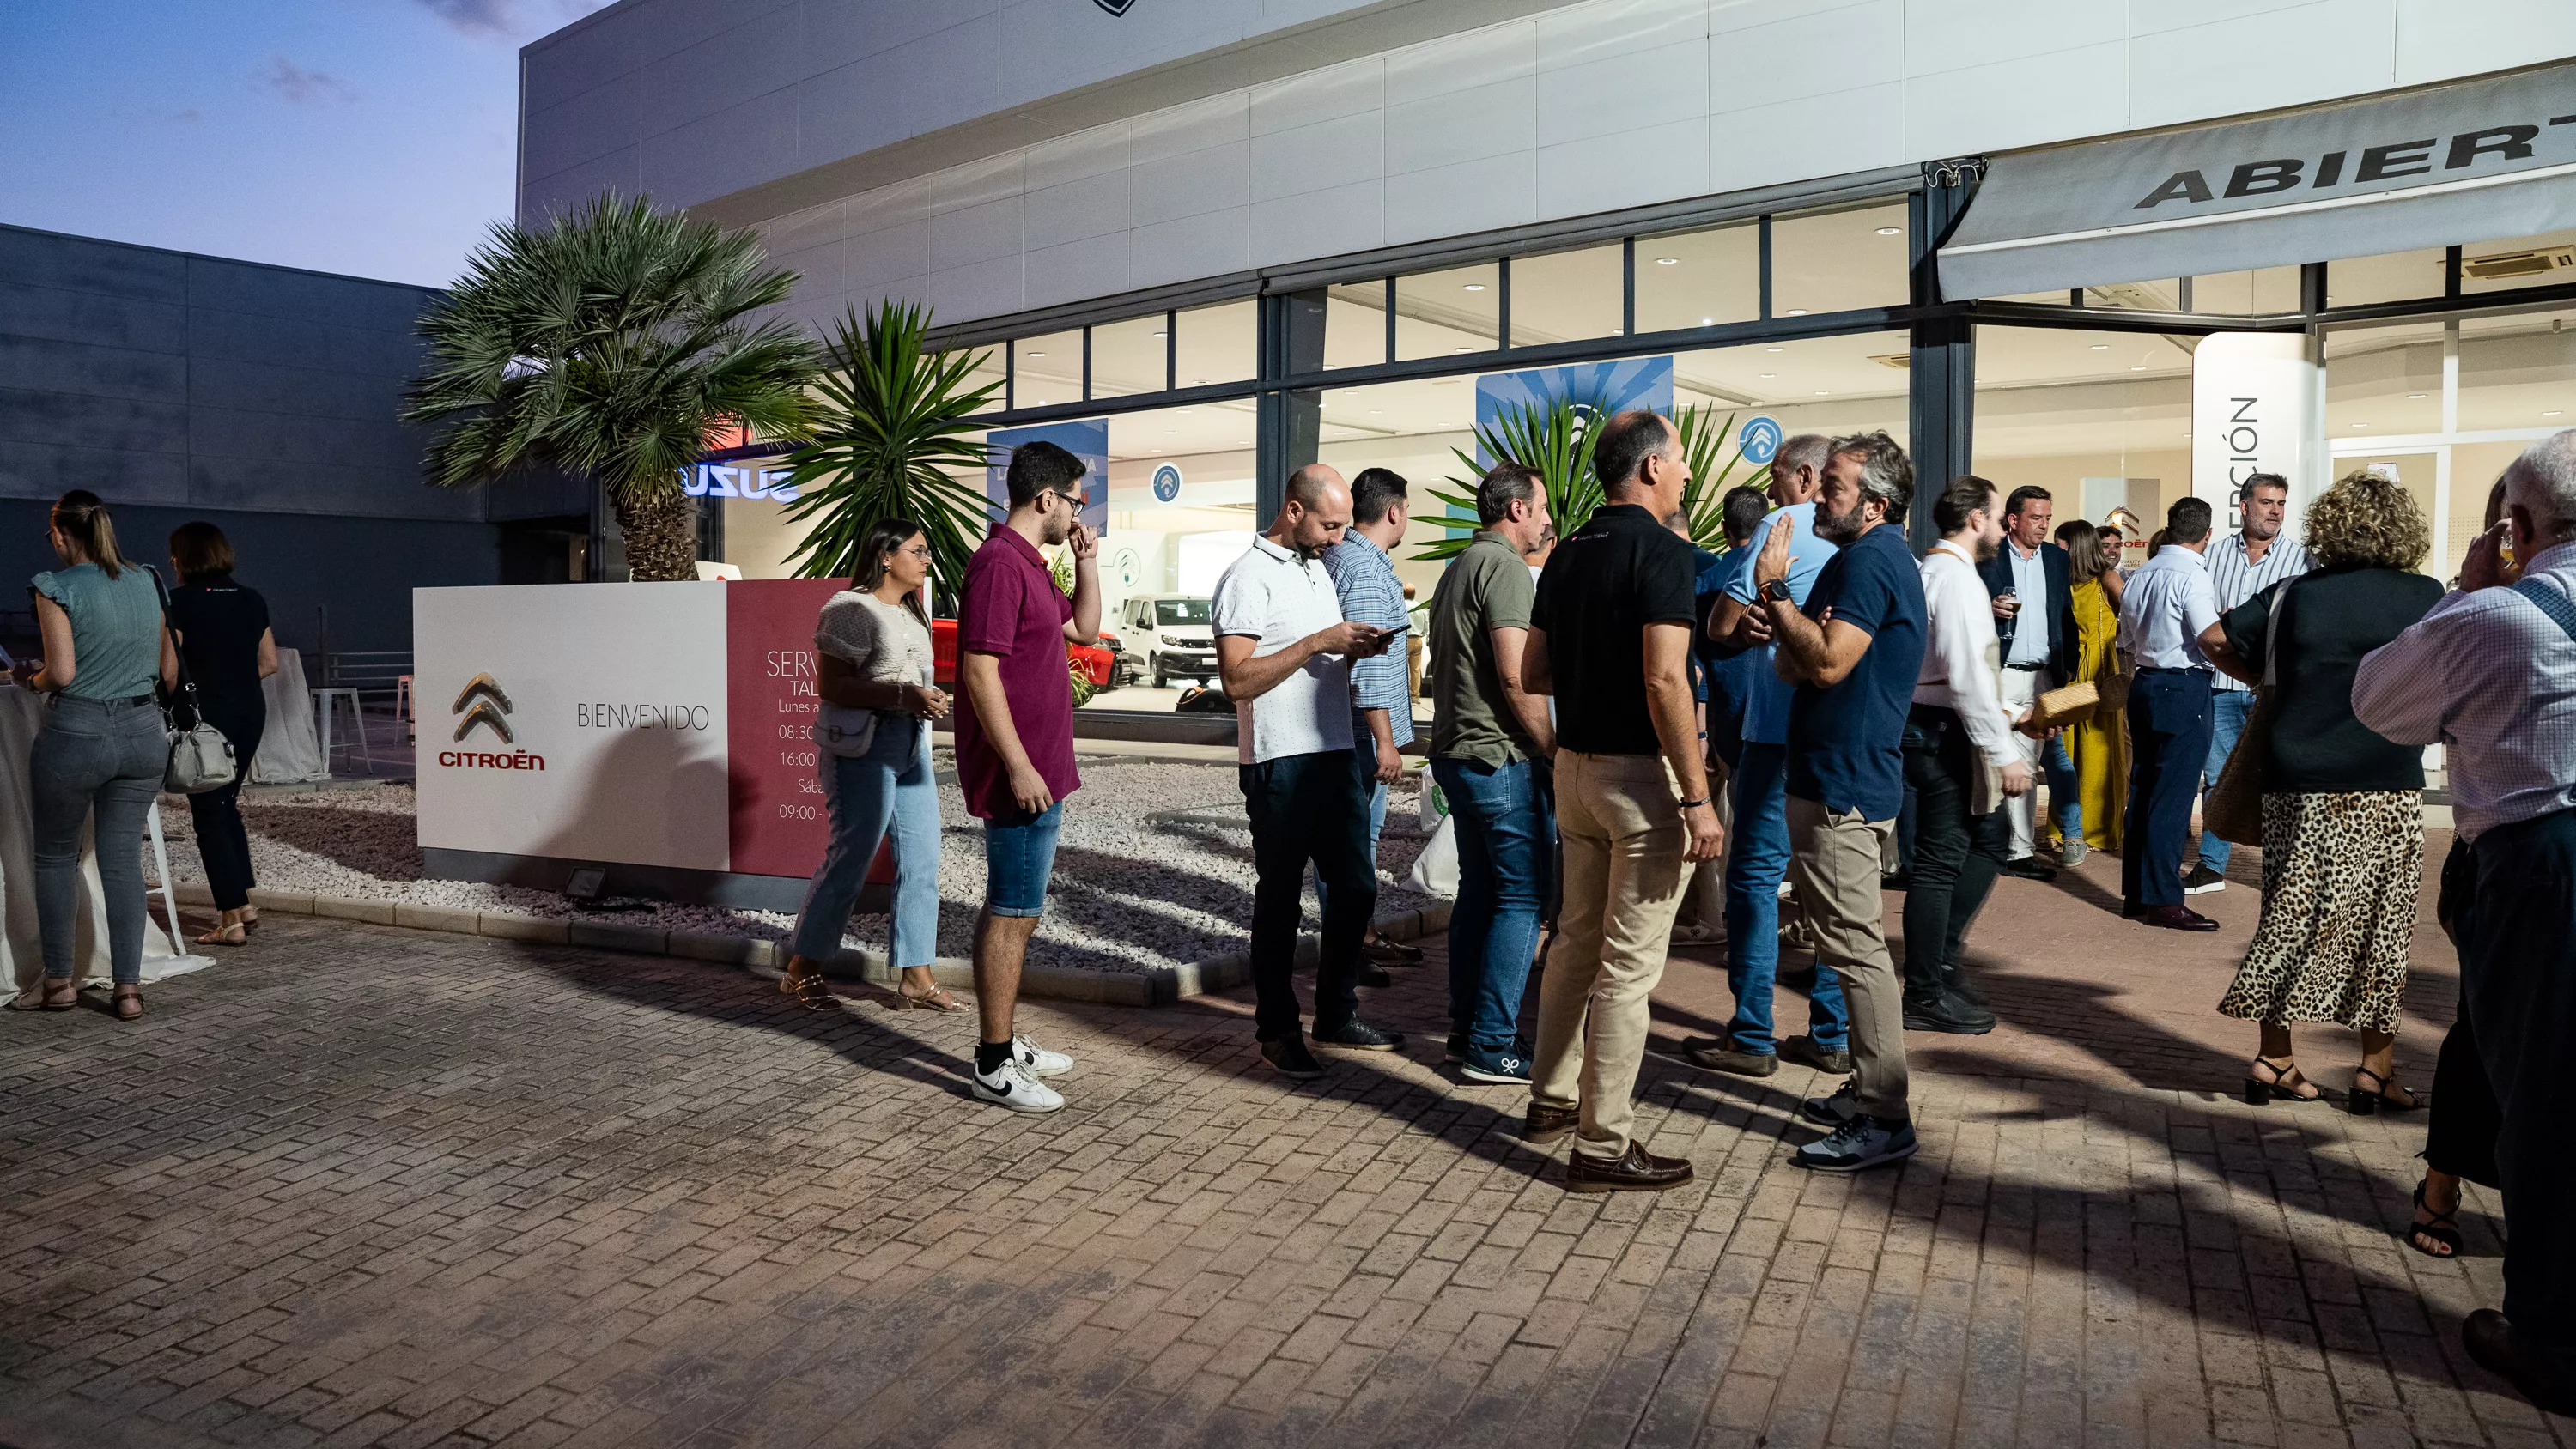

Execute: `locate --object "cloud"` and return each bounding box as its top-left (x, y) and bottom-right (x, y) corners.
top-left (264, 57), bottom-right (358, 106)
top-left (409, 0), bottom-right (616, 39)
top-left (173, 108), bottom-right (204, 125)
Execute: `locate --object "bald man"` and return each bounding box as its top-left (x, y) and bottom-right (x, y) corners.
top-left (1214, 465), bottom-right (1407, 1077)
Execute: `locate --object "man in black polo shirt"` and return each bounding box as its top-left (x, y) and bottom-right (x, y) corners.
top-left (1522, 410), bottom-right (1727, 1194)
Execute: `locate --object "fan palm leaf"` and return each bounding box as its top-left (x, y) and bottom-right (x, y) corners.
top-left (402, 192), bottom-right (820, 580)
top-left (1415, 396), bottom-right (1610, 562)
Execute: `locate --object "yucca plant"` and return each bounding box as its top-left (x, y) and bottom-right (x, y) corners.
top-left (777, 301), bottom-right (1000, 587)
top-left (403, 193), bottom-right (820, 580)
top-left (1417, 396), bottom-right (1610, 561)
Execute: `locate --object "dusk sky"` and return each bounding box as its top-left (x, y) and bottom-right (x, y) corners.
top-left (3, 0), bottom-right (616, 288)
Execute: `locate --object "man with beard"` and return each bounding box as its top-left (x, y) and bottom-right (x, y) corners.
top-left (1753, 432), bottom-right (1927, 1173)
top-left (954, 441), bottom-right (1098, 1113)
top-left (2190, 472), bottom-right (2307, 894)
top-left (1902, 476), bottom-right (2031, 1037)
top-left (1213, 464), bottom-right (1405, 1078)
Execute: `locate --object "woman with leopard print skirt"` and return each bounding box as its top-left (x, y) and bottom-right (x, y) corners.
top-left (2207, 473), bottom-right (2444, 1112)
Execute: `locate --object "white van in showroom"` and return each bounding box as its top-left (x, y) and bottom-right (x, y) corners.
top-left (1118, 594), bottom-right (1218, 687)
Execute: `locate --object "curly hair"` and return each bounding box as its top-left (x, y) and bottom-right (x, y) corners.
top-left (2304, 470), bottom-right (2430, 570)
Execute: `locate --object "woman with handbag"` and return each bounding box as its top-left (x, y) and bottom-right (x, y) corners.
top-left (4, 492), bottom-right (177, 1021)
top-left (2208, 472), bottom-right (2442, 1109)
top-left (166, 523), bottom-right (278, 948)
top-left (777, 518), bottom-right (957, 1012)
top-left (2054, 519), bottom-right (2129, 858)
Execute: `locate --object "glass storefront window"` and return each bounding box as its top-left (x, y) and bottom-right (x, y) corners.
top-left (944, 343), bottom-right (1008, 410)
top-left (1013, 328), bottom-right (1083, 406)
top-left (1176, 298), bottom-right (1256, 385)
top-left (2330, 248), bottom-right (2446, 307)
top-left (1771, 203), bottom-right (1908, 316)
top-left (2457, 306), bottom-right (2576, 432)
top-left (1324, 282), bottom-right (1390, 369)
top-left (2183, 266), bottom-right (2302, 315)
top-left (1089, 315), bottom-right (1169, 398)
top-left (2462, 229), bottom-right (2576, 296)
top-left (1098, 401), bottom-right (1257, 700)
top-left (1634, 221), bottom-right (1759, 332)
top-left (2324, 322), bottom-right (2444, 439)
top-left (1509, 243), bottom-right (1623, 347)
top-left (1396, 260), bottom-right (1501, 360)
top-left (2075, 279), bottom-right (2184, 311)
top-left (1971, 326), bottom-right (2193, 536)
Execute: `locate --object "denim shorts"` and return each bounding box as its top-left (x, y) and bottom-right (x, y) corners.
top-left (983, 800), bottom-right (1065, 917)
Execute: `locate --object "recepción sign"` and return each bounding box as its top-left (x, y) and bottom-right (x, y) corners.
top-left (416, 579), bottom-right (846, 878)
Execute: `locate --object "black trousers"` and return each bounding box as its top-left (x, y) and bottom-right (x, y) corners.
top-left (2121, 668), bottom-right (2212, 907)
top-left (1240, 749), bottom-right (1374, 1041)
top-left (1899, 706), bottom-right (2008, 997)
top-left (187, 703), bottom-right (264, 912)
top-left (2427, 839), bottom-right (2501, 1187)
top-left (2459, 808), bottom-right (2576, 1353)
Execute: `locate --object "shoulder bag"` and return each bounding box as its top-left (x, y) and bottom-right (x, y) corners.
top-left (2202, 581), bottom-right (2290, 848)
top-left (148, 568), bottom-right (239, 794)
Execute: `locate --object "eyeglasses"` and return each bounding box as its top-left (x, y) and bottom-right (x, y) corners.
top-left (1049, 488), bottom-right (1090, 510)
top-left (893, 545), bottom-right (933, 559)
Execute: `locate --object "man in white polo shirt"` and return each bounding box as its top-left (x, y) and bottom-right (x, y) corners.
top-left (1212, 464), bottom-right (1406, 1078)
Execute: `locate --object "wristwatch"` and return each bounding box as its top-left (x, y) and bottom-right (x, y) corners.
top-left (1759, 578), bottom-right (1793, 605)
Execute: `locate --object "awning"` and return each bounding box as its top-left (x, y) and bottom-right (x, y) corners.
top-left (1940, 63), bottom-right (2576, 300)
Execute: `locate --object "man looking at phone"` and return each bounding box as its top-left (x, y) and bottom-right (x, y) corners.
top-left (954, 441), bottom-right (1099, 1113)
top-left (1214, 464), bottom-right (1406, 1078)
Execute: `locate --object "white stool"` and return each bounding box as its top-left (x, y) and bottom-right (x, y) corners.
top-left (311, 688), bottom-right (371, 774)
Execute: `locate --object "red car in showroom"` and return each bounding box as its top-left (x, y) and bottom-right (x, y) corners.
top-left (930, 618), bottom-right (1121, 706)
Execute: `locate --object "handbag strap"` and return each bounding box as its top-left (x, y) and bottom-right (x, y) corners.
top-left (143, 566), bottom-right (205, 721)
top-left (2258, 579), bottom-right (2292, 688)
top-left (2512, 575), bottom-right (2576, 643)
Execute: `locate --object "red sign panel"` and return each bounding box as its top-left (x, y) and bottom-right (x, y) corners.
top-left (726, 579), bottom-right (846, 879)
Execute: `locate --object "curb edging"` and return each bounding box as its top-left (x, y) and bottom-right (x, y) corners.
top-left (178, 884), bottom-right (1453, 1008)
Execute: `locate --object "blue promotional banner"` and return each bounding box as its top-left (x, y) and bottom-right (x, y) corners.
top-left (986, 420), bottom-right (1110, 536)
top-left (1451, 357), bottom-right (1676, 532)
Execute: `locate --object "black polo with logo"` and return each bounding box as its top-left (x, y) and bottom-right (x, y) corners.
top-left (1531, 502), bottom-right (1698, 756)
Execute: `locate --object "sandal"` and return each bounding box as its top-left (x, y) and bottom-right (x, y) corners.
top-left (112, 986), bottom-right (143, 1022)
top-left (2243, 1055), bottom-right (2321, 1105)
top-left (778, 958), bottom-right (837, 1012)
top-left (196, 924), bottom-right (247, 948)
top-left (2405, 1179), bottom-right (2463, 1259)
top-left (2348, 1065), bottom-right (2424, 1117)
top-left (895, 981), bottom-right (966, 1013)
top-left (6, 978), bottom-right (78, 1012)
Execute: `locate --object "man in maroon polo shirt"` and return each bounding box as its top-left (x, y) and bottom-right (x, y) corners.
top-left (954, 441), bottom-right (1099, 1113)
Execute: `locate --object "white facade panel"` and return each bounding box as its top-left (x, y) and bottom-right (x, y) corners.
top-left (523, 0), bottom-right (2576, 331)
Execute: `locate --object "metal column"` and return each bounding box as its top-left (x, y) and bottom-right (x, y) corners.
top-left (1256, 288), bottom-right (1327, 524)
top-left (1906, 160), bottom-right (1982, 555)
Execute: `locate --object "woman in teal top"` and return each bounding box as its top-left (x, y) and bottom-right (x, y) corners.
top-left (5, 491), bottom-right (176, 1020)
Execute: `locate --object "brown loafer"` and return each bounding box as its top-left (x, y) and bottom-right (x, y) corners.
top-left (1565, 1142), bottom-right (1694, 1194)
top-left (1523, 1101), bottom-right (1580, 1145)
top-left (2464, 1309), bottom-right (2576, 1413)
top-left (1361, 937), bottom-right (1424, 967)
top-left (2141, 905), bottom-right (2219, 932)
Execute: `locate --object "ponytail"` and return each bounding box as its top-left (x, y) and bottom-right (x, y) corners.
top-left (50, 491), bottom-right (126, 579)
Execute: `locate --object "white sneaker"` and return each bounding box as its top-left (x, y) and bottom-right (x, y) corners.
top-left (1013, 1034), bottom-right (1072, 1078)
top-left (972, 1058), bottom-right (1064, 1113)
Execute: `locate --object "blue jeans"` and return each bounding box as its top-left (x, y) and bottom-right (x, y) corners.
top-left (982, 799), bottom-right (1066, 918)
top-left (791, 720), bottom-right (940, 966)
top-left (2199, 688), bottom-right (2256, 870)
top-left (33, 695), bottom-right (168, 985)
top-left (1314, 738), bottom-right (1388, 921)
top-left (2045, 731), bottom-right (2082, 845)
top-left (1722, 742), bottom-right (1848, 1054)
top-left (1433, 756), bottom-right (1551, 1052)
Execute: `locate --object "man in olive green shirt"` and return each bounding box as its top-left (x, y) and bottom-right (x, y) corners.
top-left (1425, 462), bottom-right (1558, 1083)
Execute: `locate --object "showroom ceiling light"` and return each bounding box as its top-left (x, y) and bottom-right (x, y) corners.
top-left (1814, 390), bottom-right (1830, 396)
top-left (1765, 346), bottom-right (1783, 353)
top-left (1875, 227), bottom-right (1900, 236)
top-left (2550, 409), bottom-right (2566, 416)
top-left (1453, 345), bottom-right (1473, 353)
top-left (1462, 283), bottom-right (1486, 292)
top-left (2407, 392), bottom-right (2427, 399)
top-left (1027, 350), bottom-right (1047, 357)
top-left (2090, 344), bottom-right (2109, 350)
top-left (1369, 409), bottom-right (1383, 414)
top-left (2129, 365), bottom-right (2147, 371)
top-left (1700, 317), bottom-right (1713, 325)
top-left (1784, 308), bottom-right (1807, 316)
top-left (1759, 373), bottom-right (1777, 379)
top-left (2352, 422), bottom-right (2367, 428)
top-left (1655, 257), bottom-right (1680, 264)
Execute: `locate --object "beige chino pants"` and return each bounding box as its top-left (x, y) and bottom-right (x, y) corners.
top-left (1531, 751), bottom-right (1691, 1161)
top-left (1785, 796), bottom-right (1910, 1121)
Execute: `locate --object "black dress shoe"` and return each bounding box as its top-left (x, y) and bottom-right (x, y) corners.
top-left (1363, 937), bottom-right (1425, 966)
top-left (1880, 870), bottom-right (1912, 891)
top-left (1313, 1019), bottom-right (1404, 1052)
top-left (2463, 1308), bottom-right (2576, 1413)
top-left (1999, 855), bottom-right (2057, 882)
top-left (1261, 1034), bottom-right (1325, 1079)
top-left (1524, 1101), bottom-right (1580, 1144)
top-left (2121, 899), bottom-right (2147, 919)
top-left (1565, 1142), bottom-right (1694, 1193)
top-left (2142, 904), bottom-right (2220, 932)
top-left (1903, 988), bottom-right (1996, 1035)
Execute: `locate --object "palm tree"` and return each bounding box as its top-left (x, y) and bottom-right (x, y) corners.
top-left (402, 194), bottom-right (821, 580)
top-left (775, 301), bottom-right (999, 589)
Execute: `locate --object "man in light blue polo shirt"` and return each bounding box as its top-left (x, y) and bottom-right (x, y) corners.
top-left (1686, 433), bottom-right (1850, 1078)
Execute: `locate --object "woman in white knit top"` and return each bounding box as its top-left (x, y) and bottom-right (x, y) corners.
top-left (780, 518), bottom-right (957, 1011)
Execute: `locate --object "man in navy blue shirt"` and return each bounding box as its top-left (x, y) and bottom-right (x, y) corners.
top-left (1748, 432), bottom-right (1928, 1173)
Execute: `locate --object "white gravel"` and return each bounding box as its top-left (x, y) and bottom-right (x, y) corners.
top-left (156, 755), bottom-right (1437, 975)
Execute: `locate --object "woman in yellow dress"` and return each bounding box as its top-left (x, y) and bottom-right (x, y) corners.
top-left (2053, 518), bottom-right (2127, 854)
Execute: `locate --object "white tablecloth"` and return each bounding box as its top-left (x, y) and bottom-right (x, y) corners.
top-left (252, 646), bottom-right (329, 784)
top-left (0, 687), bottom-right (204, 991)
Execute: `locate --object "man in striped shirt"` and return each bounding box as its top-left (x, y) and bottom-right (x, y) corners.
top-left (1322, 468), bottom-right (1417, 971)
top-left (2188, 472), bottom-right (2308, 894)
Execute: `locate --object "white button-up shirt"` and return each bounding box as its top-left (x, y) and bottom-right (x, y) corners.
top-left (2002, 539), bottom-right (2050, 668)
top-left (1914, 540), bottom-right (2018, 767)
top-left (2353, 539), bottom-right (2576, 841)
top-left (2204, 531), bottom-right (2311, 693)
top-left (2119, 544), bottom-right (2221, 671)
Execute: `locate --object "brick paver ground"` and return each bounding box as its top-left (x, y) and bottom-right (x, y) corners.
top-left (3, 834), bottom-right (2567, 1449)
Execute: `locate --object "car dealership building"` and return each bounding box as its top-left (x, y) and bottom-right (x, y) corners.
top-left (524, 0), bottom-right (2576, 644)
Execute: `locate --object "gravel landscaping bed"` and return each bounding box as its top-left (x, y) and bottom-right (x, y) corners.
top-left (158, 755), bottom-right (1437, 975)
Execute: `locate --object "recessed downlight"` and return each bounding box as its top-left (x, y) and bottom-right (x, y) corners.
top-left (1655, 257), bottom-right (1680, 265)
top-left (1874, 227), bottom-right (1900, 236)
